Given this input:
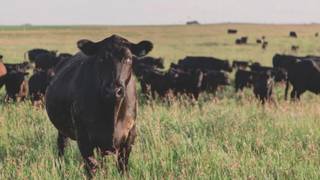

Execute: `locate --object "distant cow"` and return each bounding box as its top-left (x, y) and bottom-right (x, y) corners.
top-left (235, 70), bottom-right (254, 92)
top-left (289, 31), bottom-right (298, 38)
top-left (315, 33), bottom-right (319, 37)
top-left (178, 56), bottom-right (233, 72)
top-left (235, 36), bottom-right (248, 45)
top-left (262, 41), bottom-right (268, 50)
top-left (291, 45), bottom-right (299, 52)
top-left (186, 21), bottom-right (200, 25)
top-left (45, 35), bottom-right (153, 175)
top-left (29, 70), bottom-right (53, 107)
top-left (25, 48), bottom-right (57, 62)
top-left (232, 60), bottom-right (250, 70)
top-left (4, 71), bottom-right (29, 102)
top-left (256, 39), bottom-right (262, 44)
top-left (227, 29), bottom-right (238, 34)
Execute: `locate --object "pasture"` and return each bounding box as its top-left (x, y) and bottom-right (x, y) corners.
top-left (1, 24), bottom-right (320, 179)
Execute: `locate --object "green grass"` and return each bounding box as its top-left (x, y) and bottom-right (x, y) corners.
top-left (1, 24), bottom-right (320, 179)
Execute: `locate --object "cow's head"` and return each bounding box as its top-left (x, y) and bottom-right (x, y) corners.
top-left (77, 35), bottom-right (153, 99)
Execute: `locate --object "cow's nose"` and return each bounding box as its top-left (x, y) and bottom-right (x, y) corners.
top-left (115, 86), bottom-right (125, 99)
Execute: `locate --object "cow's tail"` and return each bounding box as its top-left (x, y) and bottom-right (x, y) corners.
top-left (284, 77), bottom-right (290, 100)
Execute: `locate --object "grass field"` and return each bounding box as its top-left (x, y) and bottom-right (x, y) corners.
top-left (1, 24), bottom-right (320, 179)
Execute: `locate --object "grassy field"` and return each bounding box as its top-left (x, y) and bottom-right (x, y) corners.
top-left (1, 24), bottom-right (320, 179)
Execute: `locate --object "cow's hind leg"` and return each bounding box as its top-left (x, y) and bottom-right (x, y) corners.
top-left (57, 132), bottom-right (69, 157)
top-left (117, 125), bottom-right (137, 174)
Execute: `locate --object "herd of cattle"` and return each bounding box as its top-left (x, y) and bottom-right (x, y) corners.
top-left (1, 33), bottom-right (320, 176)
top-left (0, 45), bottom-right (319, 106)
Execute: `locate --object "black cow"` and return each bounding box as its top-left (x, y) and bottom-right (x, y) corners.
top-left (178, 56), bottom-right (232, 72)
top-left (167, 68), bottom-right (204, 100)
top-left (285, 59), bottom-right (320, 100)
top-left (252, 71), bottom-right (274, 104)
top-left (25, 48), bottom-right (57, 62)
top-left (4, 71), bottom-right (29, 102)
top-left (289, 31), bottom-right (298, 38)
top-left (315, 33), bottom-right (319, 37)
top-left (235, 37), bottom-right (248, 45)
top-left (29, 70), bottom-right (53, 107)
top-left (201, 70), bottom-right (230, 94)
top-left (138, 68), bottom-right (170, 99)
top-left (291, 45), bottom-right (299, 52)
top-left (232, 60), bottom-right (250, 70)
top-left (256, 39), bottom-right (262, 44)
top-left (227, 29), bottom-right (238, 34)
top-left (45, 35), bottom-right (153, 176)
top-left (262, 41), bottom-right (268, 50)
top-left (34, 52), bottom-right (59, 71)
top-left (250, 63), bottom-right (287, 83)
top-left (133, 56), bottom-right (164, 69)
top-left (235, 70), bottom-right (254, 92)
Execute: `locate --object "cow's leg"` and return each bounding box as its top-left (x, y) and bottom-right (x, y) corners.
top-left (77, 138), bottom-right (97, 176)
top-left (296, 89), bottom-right (305, 100)
top-left (57, 132), bottom-right (68, 157)
top-left (117, 125), bottom-right (137, 174)
top-left (290, 89), bottom-right (297, 100)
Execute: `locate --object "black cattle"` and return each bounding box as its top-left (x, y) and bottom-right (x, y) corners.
top-left (316, 33), bottom-right (319, 37)
top-left (53, 53), bottom-right (73, 74)
top-left (138, 68), bottom-right (170, 98)
top-left (201, 70), bottom-right (230, 94)
top-left (232, 60), bottom-right (250, 69)
top-left (178, 56), bottom-right (232, 72)
top-left (289, 31), bottom-right (298, 38)
top-left (285, 59), bottom-right (320, 100)
top-left (272, 54), bottom-right (320, 71)
top-left (256, 39), bottom-right (262, 44)
top-left (235, 37), bottom-right (248, 45)
top-left (235, 70), bottom-right (254, 92)
top-left (252, 71), bottom-right (274, 104)
top-left (25, 48), bottom-right (57, 62)
top-left (291, 45), bottom-right (299, 52)
top-left (34, 52), bottom-right (59, 71)
top-left (4, 61), bottom-right (32, 73)
top-left (250, 63), bottom-right (286, 83)
top-left (167, 68), bottom-right (204, 100)
top-left (29, 70), bottom-right (53, 106)
top-left (4, 71), bottom-right (29, 102)
top-left (186, 21), bottom-right (200, 25)
top-left (262, 41), bottom-right (268, 50)
top-left (227, 29), bottom-right (238, 34)
top-left (45, 35), bottom-right (153, 176)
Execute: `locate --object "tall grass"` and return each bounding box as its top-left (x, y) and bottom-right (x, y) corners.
top-left (0, 24), bottom-right (320, 179)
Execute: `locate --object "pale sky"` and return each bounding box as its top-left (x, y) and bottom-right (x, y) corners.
top-left (1, 0), bottom-right (320, 25)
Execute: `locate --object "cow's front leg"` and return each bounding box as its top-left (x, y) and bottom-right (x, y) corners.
top-left (117, 125), bottom-right (137, 174)
top-left (77, 138), bottom-right (98, 177)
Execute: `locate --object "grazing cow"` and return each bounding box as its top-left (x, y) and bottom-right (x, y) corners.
top-left (227, 29), bottom-right (238, 34)
top-left (262, 41), bottom-right (268, 50)
top-left (252, 71), bottom-right (274, 104)
top-left (272, 54), bottom-right (301, 70)
top-left (178, 56), bottom-right (233, 72)
top-left (232, 60), bottom-right (250, 70)
top-left (4, 71), bottom-right (29, 102)
top-left (285, 59), bottom-right (320, 100)
top-left (167, 68), bottom-right (204, 100)
top-left (250, 63), bottom-right (286, 83)
top-left (235, 70), bottom-right (254, 92)
top-left (315, 33), bottom-right (319, 37)
top-left (45, 35), bottom-right (153, 175)
top-left (4, 61), bottom-right (32, 73)
top-left (289, 31), bottom-right (298, 38)
top-left (29, 70), bottom-right (53, 107)
top-left (25, 48), bottom-right (57, 62)
top-left (201, 70), bottom-right (230, 94)
top-left (235, 36), bottom-right (248, 45)
top-left (256, 39), bottom-right (262, 44)
top-left (291, 45), bottom-right (299, 52)
top-left (186, 21), bottom-right (200, 25)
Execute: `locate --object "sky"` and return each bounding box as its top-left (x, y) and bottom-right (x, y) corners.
top-left (1, 0), bottom-right (320, 25)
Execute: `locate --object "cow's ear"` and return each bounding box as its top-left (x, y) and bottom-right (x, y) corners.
top-left (130, 41), bottom-right (153, 57)
top-left (77, 39), bottom-right (99, 56)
